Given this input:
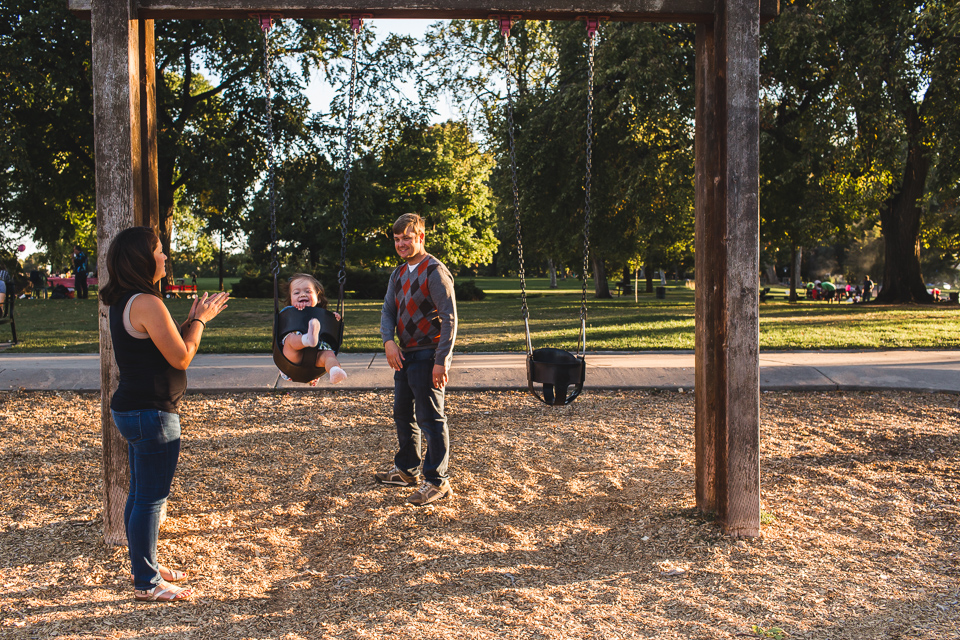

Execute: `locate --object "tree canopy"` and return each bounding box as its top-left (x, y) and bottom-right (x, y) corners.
top-left (3, 5), bottom-right (958, 298)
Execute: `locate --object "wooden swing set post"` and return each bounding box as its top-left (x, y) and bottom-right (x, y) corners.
top-left (76, 0), bottom-right (775, 542)
top-left (90, 0), bottom-right (160, 545)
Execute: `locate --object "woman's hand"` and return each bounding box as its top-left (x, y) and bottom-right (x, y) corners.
top-left (194, 292), bottom-right (229, 323)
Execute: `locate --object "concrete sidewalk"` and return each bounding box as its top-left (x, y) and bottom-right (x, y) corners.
top-left (1, 350), bottom-right (958, 394)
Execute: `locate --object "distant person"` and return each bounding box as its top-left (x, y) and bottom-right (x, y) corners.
top-left (278, 273), bottom-right (347, 386)
top-left (0, 264), bottom-right (10, 308)
top-left (73, 245), bottom-right (89, 299)
top-left (375, 213), bottom-right (458, 506)
top-left (29, 270), bottom-right (45, 298)
top-left (99, 226), bottom-right (229, 602)
top-left (863, 275), bottom-right (874, 302)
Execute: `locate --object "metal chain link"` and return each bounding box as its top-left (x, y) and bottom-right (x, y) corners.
top-left (335, 23), bottom-right (362, 315)
top-left (502, 24), bottom-right (530, 353)
top-left (339, 24), bottom-right (361, 300)
top-left (578, 28), bottom-right (597, 355)
top-left (261, 22), bottom-right (279, 277)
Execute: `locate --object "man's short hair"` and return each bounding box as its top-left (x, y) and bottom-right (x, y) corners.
top-left (393, 213), bottom-right (425, 236)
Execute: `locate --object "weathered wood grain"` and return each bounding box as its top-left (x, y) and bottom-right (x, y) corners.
top-left (92, 1), bottom-right (159, 546)
top-left (714, 0), bottom-right (761, 537)
top-left (69, 0), bottom-right (779, 22)
top-left (694, 20), bottom-right (720, 516)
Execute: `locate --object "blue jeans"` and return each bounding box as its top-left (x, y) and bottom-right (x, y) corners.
top-left (111, 409), bottom-right (181, 591)
top-left (393, 349), bottom-right (449, 485)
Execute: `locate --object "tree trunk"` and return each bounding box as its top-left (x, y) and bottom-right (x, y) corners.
top-left (158, 159), bottom-right (176, 293)
top-left (218, 231), bottom-right (225, 292)
top-left (765, 263), bottom-right (777, 286)
top-left (547, 259), bottom-right (558, 289)
top-left (876, 104), bottom-right (933, 304)
top-left (591, 256), bottom-right (611, 298)
top-left (645, 266), bottom-right (654, 293)
top-left (789, 245), bottom-right (802, 302)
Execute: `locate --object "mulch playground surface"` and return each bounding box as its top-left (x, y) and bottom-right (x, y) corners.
top-left (0, 390), bottom-right (958, 639)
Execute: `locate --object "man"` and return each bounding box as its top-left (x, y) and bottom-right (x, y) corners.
top-left (863, 275), bottom-right (874, 303)
top-left (375, 213), bottom-right (458, 506)
top-left (73, 245), bottom-right (89, 299)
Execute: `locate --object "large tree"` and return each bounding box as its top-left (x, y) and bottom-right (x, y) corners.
top-left (509, 22), bottom-right (696, 295)
top-left (152, 18), bottom-right (352, 285)
top-left (246, 118), bottom-right (497, 273)
top-left (833, 0), bottom-right (960, 302)
top-left (0, 1), bottom-right (95, 249)
top-left (759, 0), bottom-right (866, 300)
top-left (0, 5), bottom-right (400, 272)
top-left (421, 20), bottom-right (559, 276)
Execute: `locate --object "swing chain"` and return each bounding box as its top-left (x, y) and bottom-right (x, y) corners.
top-left (578, 25), bottom-right (597, 355)
top-left (259, 17), bottom-right (280, 278)
top-left (339, 21), bottom-right (362, 292)
top-left (502, 22), bottom-right (529, 330)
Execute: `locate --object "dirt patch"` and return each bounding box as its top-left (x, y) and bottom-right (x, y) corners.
top-left (1, 390), bottom-right (958, 639)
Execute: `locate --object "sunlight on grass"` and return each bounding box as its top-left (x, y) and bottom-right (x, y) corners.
top-left (6, 280), bottom-right (959, 353)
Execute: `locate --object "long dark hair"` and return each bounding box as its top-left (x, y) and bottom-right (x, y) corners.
top-left (98, 227), bottom-right (162, 306)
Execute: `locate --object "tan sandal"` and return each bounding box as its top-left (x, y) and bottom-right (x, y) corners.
top-left (134, 580), bottom-right (192, 602)
top-left (129, 565), bottom-right (188, 584)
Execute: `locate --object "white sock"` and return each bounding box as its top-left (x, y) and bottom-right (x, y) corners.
top-left (302, 319), bottom-right (320, 348)
top-left (329, 366), bottom-right (347, 384)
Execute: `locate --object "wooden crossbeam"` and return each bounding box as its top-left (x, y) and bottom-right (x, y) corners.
top-left (69, 0), bottom-right (779, 22)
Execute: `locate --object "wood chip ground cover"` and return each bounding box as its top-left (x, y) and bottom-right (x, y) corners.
top-left (0, 390), bottom-right (958, 639)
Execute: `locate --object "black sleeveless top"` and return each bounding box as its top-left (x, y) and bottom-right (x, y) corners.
top-left (109, 290), bottom-right (187, 413)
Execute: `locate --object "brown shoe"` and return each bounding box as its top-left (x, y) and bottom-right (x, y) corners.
top-left (374, 465), bottom-right (420, 487)
top-left (406, 479), bottom-right (453, 506)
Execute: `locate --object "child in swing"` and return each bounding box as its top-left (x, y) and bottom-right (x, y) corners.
top-left (280, 273), bottom-right (348, 385)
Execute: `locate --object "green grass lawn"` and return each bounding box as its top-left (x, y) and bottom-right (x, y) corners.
top-left (5, 279), bottom-right (959, 353)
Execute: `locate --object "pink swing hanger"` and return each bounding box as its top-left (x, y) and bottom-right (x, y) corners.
top-left (578, 15), bottom-right (607, 37)
top-left (339, 13), bottom-right (373, 33)
top-left (490, 14), bottom-right (523, 38)
top-left (251, 13), bottom-right (283, 33)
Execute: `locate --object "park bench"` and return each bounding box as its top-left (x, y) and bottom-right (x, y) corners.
top-left (614, 280), bottom-right (633, 297)
top-left (759, 287), bottom-right (771, 302)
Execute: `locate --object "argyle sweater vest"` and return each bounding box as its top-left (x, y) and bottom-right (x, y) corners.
top-left (381, 255), bottom-right (457, 367)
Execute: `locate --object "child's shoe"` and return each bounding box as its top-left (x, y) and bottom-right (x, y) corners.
top-left (329, 366), bottom-right (347, 384)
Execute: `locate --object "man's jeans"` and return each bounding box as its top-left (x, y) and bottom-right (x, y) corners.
top-left (393, 349), bottom-right (449, 485)
top-left (111, 409), bottom-right (181, 591)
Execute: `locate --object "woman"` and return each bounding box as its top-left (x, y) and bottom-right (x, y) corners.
top-left (99, 226), bottom-right (228, 602)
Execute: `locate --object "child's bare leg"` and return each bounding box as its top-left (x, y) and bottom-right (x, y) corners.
top-left (318, 350), bottom-right (347, 383)
top-left (282, 334), bottom-right (307, 364)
